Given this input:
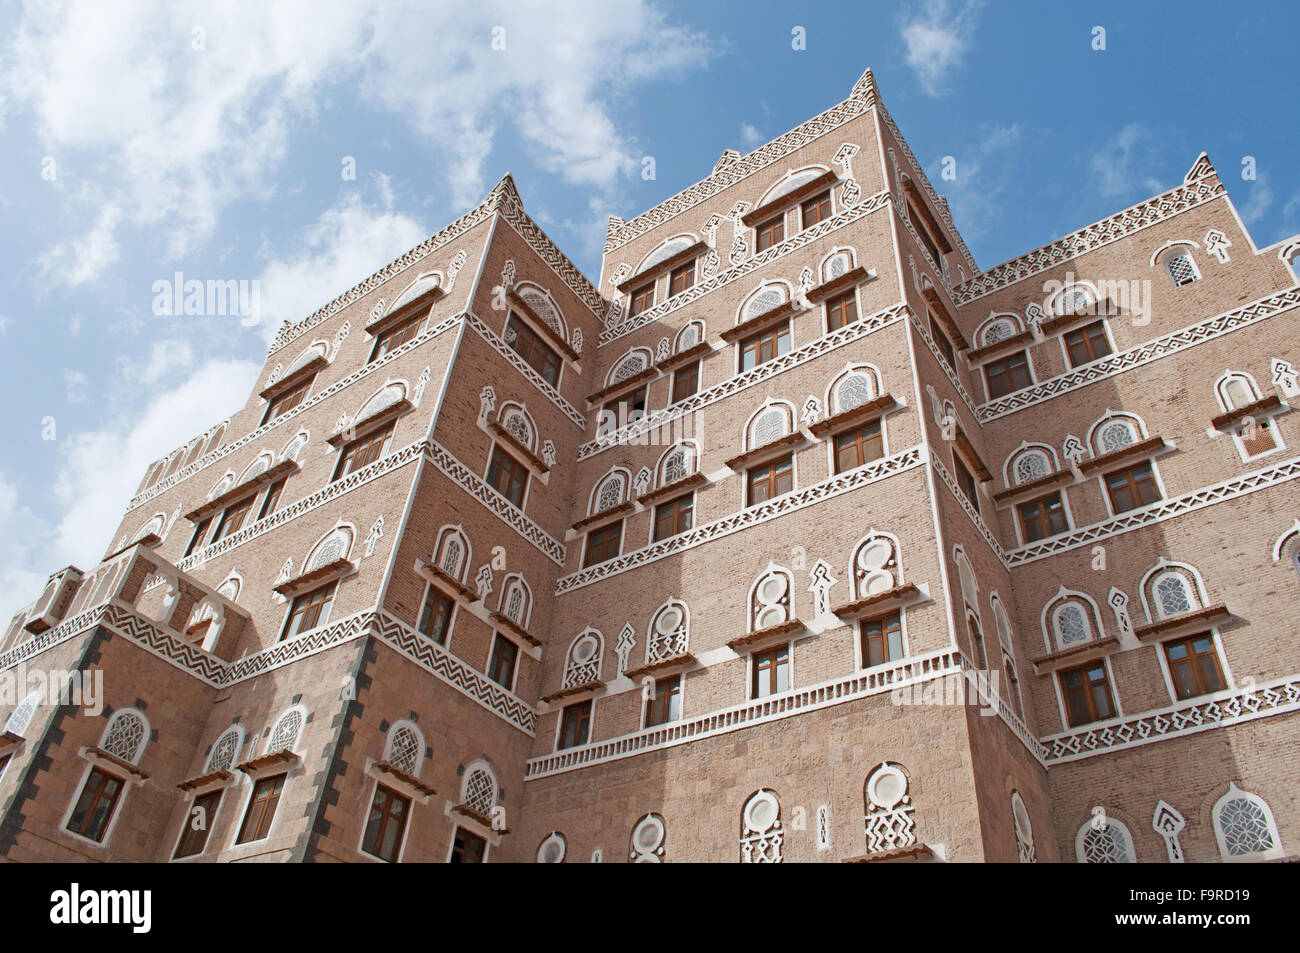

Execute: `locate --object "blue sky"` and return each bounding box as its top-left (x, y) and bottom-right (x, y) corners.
top-left (0, 0), bottom-right (1296, 623)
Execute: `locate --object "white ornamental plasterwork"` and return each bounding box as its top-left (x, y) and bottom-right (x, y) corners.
top-left (728, 201), bottom-right (751, 265)
top-left (932, 457), bottom-right (1008, 563)
top-left (557, 447), bottom-right (923, 594)
top-left (633, 466), bottom-right (652, 497)
top-left (615, 623), bottom-right (636, 675)
top-left (465, 312), bottom-right (586, 428)
top-left (494, 192), bottom-right (605, 316)
top-left (333, 320), bottom-right (351, 354)
top-left (864, 763), bottom-right (917, 855)
top-left (365, 515), bottom-right (384, 557)
top-left (500, 259), bottom-right (516, 293)
top-left (368, 300), bottom-right (387, 325)
top-left (807, 559), bottom-right (837, 624)
top-left (1025, 303), bottom-right (1046, 337)
top-left (607, 263), bottom-right (631, 289)
top-left (585, 299), bottom-right (906, 459)
top-left (1203, 229), bottom-right (1231, 263)
top-left (1062, 435), bottom-right (1087, 466)
top-left (908, 307), bottom-right (980, 416)
top-left (130, 313), bottom-right (462, 511)
top-left (1153, 801), bottom-right (1187, 862)
top-left (656, 337), bottom-right (671, 362)
top-left (600, 188), bottom-right (890, 345)
top-left (413, 367), bottom-right (430, 406)
top-left (572, 327), bottom-right (582, 355)
top-left (801, 396), bottom-right (821, 425)
top-left (267, 363), bottom-right (282, 388)
top-left (446, 249), bottom-right (467, 291)
top-left (604, 82), bottom-right (876, 253)
top-left (700, 213), bottom-right (724, 279)
top-left (953, 172), bottom-right (1226, 304)
top-left (1108, 587), bottom-right (1134, 641)
top-left (1271, 358), bottom-right (1299, 398)
top-left (475, 564), bottom-right (494, 600)
top-left (273, 558), bottom-right (293, 603)
top-left (479, 386), bottom-right (496, 423)
top-left (834, 143), bottom-right (861, 207)
top-left (980, 289), bottom-right (1300, 421)
top-left (542, 440), bottom-right (556, 468)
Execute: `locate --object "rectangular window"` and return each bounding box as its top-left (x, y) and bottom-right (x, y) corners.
top-left (953, 456), bottom-right (980, 515)
top-left (487, 633), bottom-right (519, 689)
top-left (671, 362), bottom-right (699, 403)
top-left (747, 455), bottom-right (793, 506)
top-left (361, 783), bottom-right (411, 862)
top-left (450, 827), bottom-right (487, 863)
top-left (505, 314), bottom-right (562, 387)
top-left (1239, 417), bottom-right (1279, 457)
top-left (333, 423), bottom-right (396, 482)
top-left (369, 315), bottom-right (424, 363)
top-left (834, 420), bottom-right (883, 473)
top-left (739, 323), bottom-right (791, 372)
top-left (983, 351), bottom-right (1032, 399)
top-left (1164, 634), bottom-right (1227, 700)
top-left (755, 214), bottom-right (784, 252)
top-left (751, 645), bottom-right (790, 698)
top-left (558, 700), bottom-right (592, 749)
top-left (261, 378), bottom-right (311, 426)
top-left (66, 768), bottom-right (124, 843)
top-left (1017, 492), bottom-right (1069, 542)
top-left (629, 283), bottom-right (656, 317)
top-left (1105, 461), bottom-right (1161, 513)
top-left (644, 675), bottom-right (682, 727)
top-left (173, 790), bottom-right (223, 859)
top-left (280, 582), bottom-right (337, 642)
top-left (653, 494), bottom-right (694, 542)
top-left (908, 198), bottom-right (943, 265)
top-left (583, 522), bottom-right (623, 568)
top-left (212, 496), bottom-right (256, 544)
top-left (1059, 663), bottom-right (1116, 727)
top-left (930, 313), bottom-right (956, 369)
top-left (486, 446), bottom-right (529, 508)
top-left (860, 613), bottom-right (903, 668)
top-left (601, 387), bottom-right (647, 435)
top-left (236, 773), bottom-right (286, 844)
top-left (825, 290), bottom-right (858, 331)
top-left (184, 516), bottom-right (212, 558)
top-left (800, 190), bottom-right (832, 229)
top-left (668, 260), bottom-right (695, 296)
top-left (257, 478), bottom-right (286, 521)
top-left (1063, 320), bottom-right (1112, 367)
top-left (416, 587), bottom-right (454, 645)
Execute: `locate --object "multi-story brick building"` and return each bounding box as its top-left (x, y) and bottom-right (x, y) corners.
top-left (2, 68), bottom-right (1297, 864)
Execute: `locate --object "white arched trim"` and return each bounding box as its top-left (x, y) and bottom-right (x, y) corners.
top-left (1138, 558), bottom-right (1211, 623)
top-left (1148, 239), bottom-right (1201, 268)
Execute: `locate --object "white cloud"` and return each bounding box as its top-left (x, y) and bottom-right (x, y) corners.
top-left (739, 123), bottom-right (763, 149)
top-left (900, 0), bottom-right (986, 97)
top-left (930, 123), bottom-right (1022, 240)
top-left (1089, 123), bottom-right (1165, 200)
top-left (6, 0), bottom-right (713, 281)
top-left (63, 369), bottom-right (88, 404)
top-left (1238, 173), bottom-right (1273, 224)
top-left (0, 473), bottom-right (48, 626)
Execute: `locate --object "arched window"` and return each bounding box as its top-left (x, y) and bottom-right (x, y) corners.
top-left (563, 628), bottom-right (604, 688)
top-left (5, 691), bottom-right (42, 737)
top-left (750, 564), bottom-right (794, 631)
top-left (954, 547), bottom-right (978, 609)
top-left (1158, 246), bottom-right (1200, 287)
top-left (851, 533), bottom-right (899, 598)
top-left (1050, 282), bottom-right (1097, 318)
top-left (647, 599), bottom-right (690, 663)
top-left (590, 470), bottom-right (628, 514)
top-left (461, 762), bottom-right (498, 818)
top-left (205, 725), bottom-right (243, 774)
top-left (203, 423), bottom-right (227, 455)
top-left (863, 762), bottom-right (917, 854)
top-left (1005, 445), bottom-right (1056, 486)
top-left (498, 404), bottom-right (537, 452)
top-left (747, 403), bottom-right (791, 448)
top-left (537, 831), bottom-right (567, 863)
top-left (977, 314), bottom-right (1021, 348)
top-left (181, 439), bottom-right (204, 468)
top-left (820, 248), bottom-right (855, 283)
top-left (131, 513), bottom-right (166, 543)
top-left (384, 721), bottom-right (424, 776)
top-left (101, 709), bottom-right (149, 765)
top-left (1076, 814), bottom-right (1136, 863)
top-left (1043, 589), bottom-right (1103, 651)
top-left (827, 365), bottom-right (880, 414)
top-left (1088, 412), bottom-right (1144, 456)
top-left (386, 271), bottom-right (442, 313)
top-left (740, 789), bottom-right (783, 863)
top-left (739, 283), bottom-right (790, 323)
top-left (280, 430), bottom-right (309, 462)
top-left (286, 340), bottom-right (329, 377)
top-left (266, 706), bottom-right (306, 754)
top-left (1214, 371), bottom-right (1261, 412)
top-left (353, 380), bottom-right (407, 426)
top-left (499, 575), bottom-right (532, 627)
top-left (607, 348), bottom-right (652, 386)
top-left (674, 320), bottom-right (705, 353)
top-left (657, 443), bottom-right (695, 486)
top-left (1212, 783), bottom-right (1283, 861)
top-left (515, 282), bottom-right (567, 339)
top-left (164, 451), bottom-right (184, 478)
top-left (630, 813), bottom-right (666, 862)
top-left (635, 234), bottom-right (696, 276)
top-left (238, 452), bottom-right (273, 484)
top-left (1139, 561), bottom-right (1205, 621)
top-left (757, 166), bottom-right (829, 209)
top-left (307, 525), bottom-right (354, 572)
top-left (434, 524), bottom-right (470, 581)
top-left (1011, 791), bottom-right (1036, 863)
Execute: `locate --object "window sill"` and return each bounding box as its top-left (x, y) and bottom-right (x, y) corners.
top-left (571, 501), bottom-right (635, 534)
top-left (367, 759), bottom-right (436, 801)
top-left (364, 288), bottom-right (444, 337)
top-left (1210, 395), bottom-right (1284, 431)
top-left (487, 421), bottom-right (549, 474)
top-left (655, 340), bottom-right (711, 374)
top-left (235, 750), bottom-right (300, 779)
top-left (80, 746), bottom-right (149, 782)
top-left (831, 583), bottom-right (923, 622)
top-left (624, 652), bottom-right (698, 682)
top-left (273, 557), bottom-right (355, 598)
top-left (176, 769), bottom-right (234, 794)
top-left (724, 431), bottom-right (807, 470)
top-left (586, 365), bottom-right (660, 406)
top-left (413, 558), bottom-right (477, 602)
top-left (843, 843), bottom-right (937, 863)
top-left (638, 472), bottom-right (707, 507)
top-left (326, 399), bottom-right (413, 447)
top-left (0, 731), bottom-right (24, 755)
top-left (507, 290), bottom-right (579, 362)
top-left (720, 300), bottom-right (801, 343)
top-left (740, 170), bottom-right (838, 227)
top-left (965, 329), bottom-right (1036, 364)
top-left (259, 355), bottom-right (326, 401)
top-left (807, 393), bottom-right (899, 437)
top-left (615, 241), bottom-right (708, 294)
top-left (488, 610), bottom-right (542, 648)
top-left (1077, 436), bottom-right (1170, 475)
top-left (726, 618), bottom-right (806, 653)
top-left (541, 680), bottom-right (603, 706)
top-left (1132, 604), bottom-right (1231, 643)
top-left (1029, 635), bottom-right (1121, 676)
top-left (992, 468), bottom-right (1074, 506)
top-left (805, 265), bottom-right (873, 304)
top-left (185, 458), bottom-right (299, 522)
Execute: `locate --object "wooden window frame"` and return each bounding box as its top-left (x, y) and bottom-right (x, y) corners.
top-left (671, 361), bottom-right (700, 403)
top-left (173, 789), bottom-right (223, 859)
top-left (747, 455), bottom-right (794, 506)
top-left (738, 323), bottom-right (791, 372)
top-left (668, 260), bottom-right (696, 297)
top-left (1062, 319), bottom-right (1113, 368)
top-left (361, 782), bottom-right (412, 862)
top-left (369, 314), bottom-right (424, 364)
top-left (279, 581), bottom-right (337, 642)
top-left (487, 632), bottom-right (520, 691)
top-left (261, 377), bottom-right (312, 426)
top-left (644, 674), bottom-right (682, 728)
top-left (800, 190), bottom-right (832, 230)
top-left (416, 586), bottom-right (455, 646)
top-left (825, 289), bottom-right (859, 331)
top-left (1162, 633), bottom-right (1227, 700)
top-left (751, 644), bottom-right (791, 699)
top-left (833, 420), bottom-right (883, 474)
top-left (236, 772), bottom-right (286, 844)
top-left (983, 350), bottom-right (1033, 400)
top-left (629, 283), bottom-right (656, 317)
top-left (1059, 661), bottom-right (1117, 728)
top-left (66, 767), bottom-right (125, 843)
top-left (450, 826), bottom-right (487, 863)
top-left (558, 700), bottom-right (592, 750)
top-left (505, 313), bottom-right (562, 387)
top-left (1104, 461), bottom-right (1162, 514)
top-left (754, 214), bottom-right (785, 252)
top-left (1016, 492), bottom-right (1069, 543)
top-left (486, 445), bottom-right (530, 509)
top-left (212, 495), bottom-right (257, 544)
top-left (860, 612), bottom-right (903, 669)
top-left (583, 521), bottom-right (623, 568)
top-left (652, 493), bottom-right (694, 542)
top-left (332, 422), bottom-right (396, 482)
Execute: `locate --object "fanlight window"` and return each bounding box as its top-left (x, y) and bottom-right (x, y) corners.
top-left (1213, 784), bottom-right (1281, 860)
top-left (354, 381), bottom-right (406, 425)
top-left (760, 167), bottom-right (826, 206)
top-left (609, 350), bottom-right (649, 385)
top-left (1053, 284), bottom-right (1096, 317)
top-left (751, 566), bottom-right (793, 631)
top-left (630, 813), bottom-right (666, 862)
top-left (1009, 448), bottom-right (1053, 485)
top-left (741, 284), bottom-right (788, 322)
top-left (462, 765), bottom-right (498, 817)
top-left (1051, 600), bottom-right (1093, 649)
top-left (308, 526), bottom-right (353, 572)
top-left (1092, 417), bottom-right (1139, 455)
top-left (1077, 816), bottom-right (1135, 863)
top-left (435, 526), bottom-right (470, 581)
top-left (499, 406), bottom-right (536, 451)
top-left (979, 316), bottom-right (1019, 347)
top-left (4, 691), bottom-right (42, 737)
top-left (592, 473), bottom-right (626, 513)
top-left (239, 453), bottom-right (272, 484)
top-left (749, 406), bottom-right (790, 448)
top-left (286, 341), bottom-right (328, 376)
top-left (831, 369), bottom-right (877, 414)
top-left (280, 432), bottom-right (308, 462)
top-left (740, 789), bottom-right (783, 863)
top-left (563, 629), bottom-right (603, 688)
top-left (384, 723), bottom-right (423, 776)
top-left (1165, 251), bottom-right (1199, 287)
top-left (674, 321), bottom-right (703, 352)
top-left (537, 831), bottom-right (566, 863)
top-left (517, 284), bottom-right (566, 337)
top-left (387, 272), bottom-right (441, 312)
top-left (267, 707), bottom-right (304, 754)
top-left (131, 514), bottom-right (166, 543)
top-left (206, 725), bottom-right (242, 773)
top-left (1152, 571), bottom-right (1197, 618)
top-left (500, 576), bottom-right (531, 625)
top-left (821, 250), bottom-right (853, 283)
top-left (101, 710), bottom-right (149, 765)
top-left (1216, 372), bottom-right (1260, 412)
top-left (853, 534), bottom-right (898, 598)
top-left (637, 235), bottom-right (694, 275)
top-left (203, 424), bottom-right (227, 455)
top-left (954, 549), bottom-right (978, 608)
top-left (659, 445), bottom-right (694, 486)
top-left (647, 599), bottom-right (689, 663)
